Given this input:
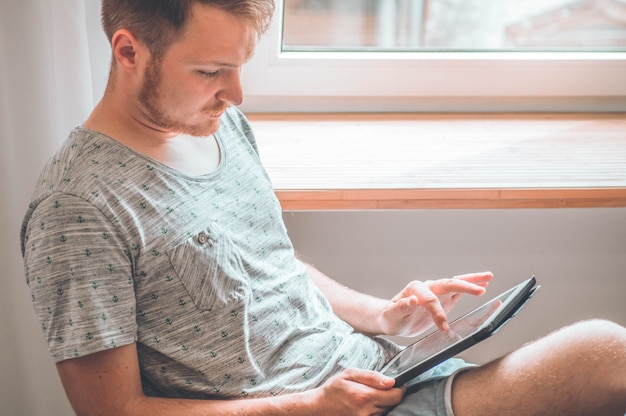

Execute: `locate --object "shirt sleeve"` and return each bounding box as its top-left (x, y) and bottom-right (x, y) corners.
top-left (22, 193), bottom-right (137, 363)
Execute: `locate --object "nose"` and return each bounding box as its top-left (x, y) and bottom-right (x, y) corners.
top-left (216, 69), bottom-right (243, 106)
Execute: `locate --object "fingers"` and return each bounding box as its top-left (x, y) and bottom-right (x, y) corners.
top-left (452, 271), bottom-right (494, 287)
top-left (429, 271), bottom-right (493, 297)
top-left (326, 369), bottom-right (405, 414)
top-left (396, 295), bottom-right (419, 314)
top-left (392, 272), bottom-right (494, 332)
top-left (343, 368), bottom-right (397, 390)
top-left (430, 278), bottom-right (486, 297)
top-left (389, 282), bottom-right (448, 331)
top-left (394, 272), bottom-right (493, 300)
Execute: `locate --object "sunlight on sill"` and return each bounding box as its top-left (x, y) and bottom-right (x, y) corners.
top-left (247, 113), bottom-right (626, 210)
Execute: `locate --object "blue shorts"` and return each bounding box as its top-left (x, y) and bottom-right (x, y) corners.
top-left (388, 358), bottom-right (474, 416)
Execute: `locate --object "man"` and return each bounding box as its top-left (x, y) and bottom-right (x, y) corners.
top-left (20, 1), bottom-right (626, 415)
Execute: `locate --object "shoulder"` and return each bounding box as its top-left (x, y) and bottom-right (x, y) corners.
top-left (220, 107), bottom-right (258, 154)
top-left (20, 128), bottom-right (131, 254)
top-left (28, 128), bottom-right (114, 199)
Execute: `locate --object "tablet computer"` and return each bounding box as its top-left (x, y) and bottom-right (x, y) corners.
top-left (380, 276), bottom-right (540, 386)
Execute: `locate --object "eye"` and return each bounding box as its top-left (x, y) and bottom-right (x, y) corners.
top-left (198, 70), bottom-right (220, 78)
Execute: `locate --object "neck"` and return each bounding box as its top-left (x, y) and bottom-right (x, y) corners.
top-left (82, 93), bottom-right (221, 177)
top-left (84, 91), bottom-right (176, 146)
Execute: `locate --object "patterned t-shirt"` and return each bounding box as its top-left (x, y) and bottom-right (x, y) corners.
top-left (20, 108), bottom-right (399, 399)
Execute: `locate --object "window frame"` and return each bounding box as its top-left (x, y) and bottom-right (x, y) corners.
top-left (240, 0), bottom-right (626, 113)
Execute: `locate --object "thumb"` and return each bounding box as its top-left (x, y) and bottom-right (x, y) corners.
top-left (395, 295), bottom-right (419, 314)
top-left (343, 369), bottom-right (396, 390)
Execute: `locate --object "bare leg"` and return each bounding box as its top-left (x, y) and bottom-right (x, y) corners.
top-left (452, 319), bottom-right (626, 416)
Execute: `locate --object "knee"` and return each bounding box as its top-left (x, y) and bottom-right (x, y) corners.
top-left (566, 319), bottom-right (626, 342)
top-left (557, 319), bottom-right (626, 364)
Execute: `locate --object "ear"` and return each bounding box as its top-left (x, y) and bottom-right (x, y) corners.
top-left (111, 29), bottom-right (147, 70)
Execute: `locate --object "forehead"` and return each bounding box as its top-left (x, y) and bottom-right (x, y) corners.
top-left (167, 3), bottom-right (256, 63)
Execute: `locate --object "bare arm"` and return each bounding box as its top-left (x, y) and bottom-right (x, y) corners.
top-left (56, 343), bottom-right (403, 416)
top-left (304, 263), bottom-right (389, 336)
top-left (304, 262), bottom-right (493, 336)
top-left (57, 343), bottom-right (307, 416)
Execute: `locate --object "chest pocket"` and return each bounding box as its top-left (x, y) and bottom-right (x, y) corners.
top-left (168, 221), bottom-right (250, 312)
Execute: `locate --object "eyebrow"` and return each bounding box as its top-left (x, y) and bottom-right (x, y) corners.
top-left (191, 44), bottom-right (255, 68)
top-left (201, 62), bottom-right (238, 68)
top-left (194, 54), bottom-right (254, 68)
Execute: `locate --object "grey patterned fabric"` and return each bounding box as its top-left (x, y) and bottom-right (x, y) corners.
top-left (21, 107), bottom-right (397, 399)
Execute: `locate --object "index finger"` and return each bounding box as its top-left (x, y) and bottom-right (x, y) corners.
top-left (408, 281), bottom-right (450, 331)
top-left (429, 278), bottom-right (488, 297)
top-left (453, 271), bottom-right (494, 286)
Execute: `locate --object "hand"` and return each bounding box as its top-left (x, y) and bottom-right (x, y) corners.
top-left (379, 272), bottom-right (493, 336)
top-left (310, 369), bottom-right (405, 416)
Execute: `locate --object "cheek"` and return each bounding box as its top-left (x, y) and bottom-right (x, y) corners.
top-left (157, 72), bottom-right (218, 110)
top-left (175, 81), bottom-right (215, 105)
top-left (162, 85), bottom-right (204, 111)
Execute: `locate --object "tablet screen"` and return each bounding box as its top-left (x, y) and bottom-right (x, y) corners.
top-left (381, 286), bottom-right (517, 379)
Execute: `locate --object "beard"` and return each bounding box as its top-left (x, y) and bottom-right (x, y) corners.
top-left (138, 60), bottom-right (227, 137)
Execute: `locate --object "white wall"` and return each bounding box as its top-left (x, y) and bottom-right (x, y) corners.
top-left (283, 208), bottom-right (626, 363)
top-left (1, 2), bottom-right (92, 415)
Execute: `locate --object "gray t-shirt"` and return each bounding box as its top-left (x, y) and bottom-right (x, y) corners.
top-left (21, 108), bottom-right (398, 399)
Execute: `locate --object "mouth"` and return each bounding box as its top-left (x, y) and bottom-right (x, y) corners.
top-left (205, 105), bottom-right (229, 119)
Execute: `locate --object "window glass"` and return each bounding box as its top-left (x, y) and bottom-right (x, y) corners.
top-left (282, 0), bottom-right (626, 52)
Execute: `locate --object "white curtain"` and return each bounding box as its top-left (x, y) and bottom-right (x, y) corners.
top-left (0, 1), bottom-right (101, 414)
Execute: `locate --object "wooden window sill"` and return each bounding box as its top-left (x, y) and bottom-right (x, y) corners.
top-left (247, 113), bottom-right (626, 210)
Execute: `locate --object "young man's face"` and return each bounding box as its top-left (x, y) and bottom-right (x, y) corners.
top-left (137, 4), bottom-right (255, 137)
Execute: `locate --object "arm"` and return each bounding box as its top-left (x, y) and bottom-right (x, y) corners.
top-left (57, 343), bottom-right (306, 415)
top-left (57, 343), bottom-right (404, 416)
top-left (304, 262), bottom-right (493, 336)
top-left (304, 263), bottom-right (389, 336)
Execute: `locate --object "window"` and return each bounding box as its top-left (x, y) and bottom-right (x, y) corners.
top-left (282, 0), bottom-right (626, 52)
top-left (240, 0), bottom-right (626, 112)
